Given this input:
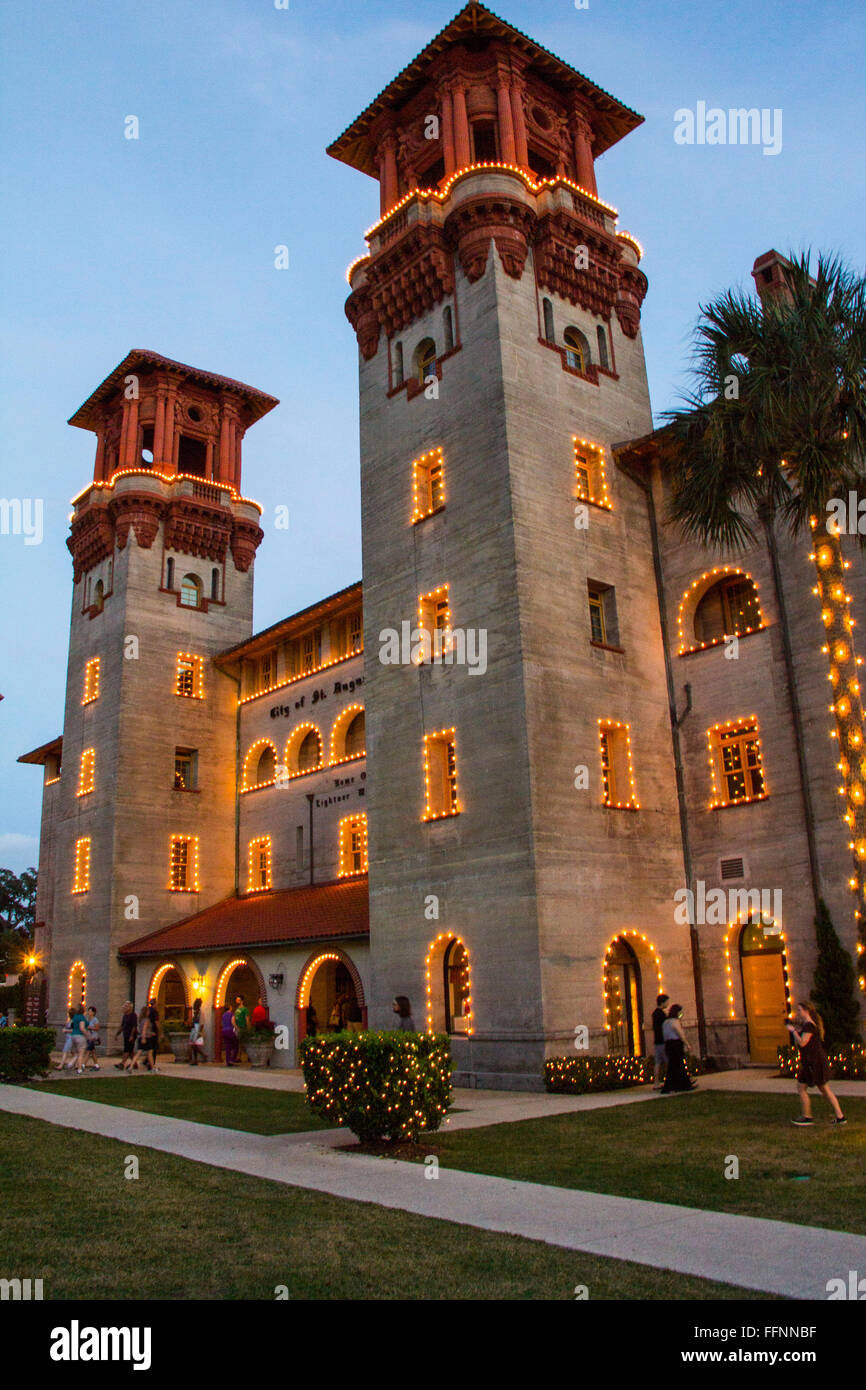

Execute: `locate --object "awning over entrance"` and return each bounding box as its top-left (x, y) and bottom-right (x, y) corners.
top-left (119, 877), bottom-right (369, 958)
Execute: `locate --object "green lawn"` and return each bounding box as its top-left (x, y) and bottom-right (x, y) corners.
top-left (0, 1113), bottom-right (777, 1301)
top-left (27, 1076), bottom-right (332, 1135)
top-left (414, 1092), bottom-right (866, 1234)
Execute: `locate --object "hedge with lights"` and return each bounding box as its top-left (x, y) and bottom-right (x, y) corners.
top-left (299, 1031), bottom-right (452, 1142)
top-left (777, 1043), bottom-right (866, 1080)
top-left (545, 1054), bottom-right (705, 1095)
top-left (0, 1026), bottom-right (55, 1083)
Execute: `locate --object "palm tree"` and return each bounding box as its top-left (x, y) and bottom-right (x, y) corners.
top-left (663, 252), bottom-right (866, 972)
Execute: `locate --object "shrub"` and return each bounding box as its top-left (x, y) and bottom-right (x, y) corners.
top-left (810, 899), bottom-right (862, 1049)
top-left (239, 1021), bottom-right (276, 1045)
top-left (0, 1026), bottom-right (55, 1083)
top-left (300, 1030), bottom-right (451, 1142)
top-left (545, 1054), bottom-right (705, 1095)
top-left (777, 1043), bottom-right (866, 1080)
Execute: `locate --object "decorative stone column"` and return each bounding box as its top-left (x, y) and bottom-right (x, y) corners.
top-left (439, 86), bottom-right (456, 174)
top-left (496, 79), bottom-right (517, 163)
top-left (571, 106), bottom-right (598, 196)
top-left (509, 78), bottom-right (529, 168)
top-left (377, 132), bottom-right (399, 215)
top-left (452, 81), bottom-right (471, 166)
top-left (153, 387), bottom-right (168, 466)
top-left (120, 394), bottom-right (139, 470)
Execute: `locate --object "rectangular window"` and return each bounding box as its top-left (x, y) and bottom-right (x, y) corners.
top-left (72, 837), bottom-right (91, 894)
top-left (588, 588), bottom-right (606, 644)
top-left (174, 748), bottom-right (198, 790)
top-left (248, 836), bottom-right (272, 893)
top-left (709, 719), bottom-right (767, 807)
top-left (423, 729), bottom-right (459, 820)
top-left (77, 748), bottom-right (95, 797)
top-left (412, 447), bottom-right (445, 523)
top-left (338, 814), bottom-right (368, 877)
top-left (296, 824), bottom-right (304, 868)
top-left (82, 657), bottom-right (100, 705)
top-left (169, 834), bottom-right (199, 891)
top-left (573, 438), bottom-right (611, 510)
top-left (598, 720), bottom-right (639, 808)
top-left (175, 653), bottom-right (204, 699)
top-left (259, 651), bottom-right (274, 693)
top-left (587, 581), bottom-right (620, 648)
top-left (348, 609), bottom-right (363, 654)
top-left (301, 628), bottom-right (321, 673)
top-left (721, 578), bottom-right (762, 635)
top-left (417, 584), bottom-right (452, 662)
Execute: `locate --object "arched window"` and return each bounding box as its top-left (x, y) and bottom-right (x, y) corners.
top-left (414, 338), bottom-right (437, 385)
top-left (393, 340), bottom-right (404, 385)
top-left (596, 324), bottom-right (609, 370)
top-left (542, 298), bottom-right (555, 342)
top-left (694, 574), bottom-right (762, 645)
top-left (180, 574), bottom-right (203, 609)
top-left (93, 579), bottom-right (104, 613)
top-left (298, 730), bottom-right (321, 773)
top-left (345, 711), bottom-right (366, 758)
top-left (211, 568), bottom-right (220, 601)
top-left (242, 740), bottom-right (278, 791)
top-left (564, 327), bottom-right (591, 373)
top-left (166, 557), bottom-right (175, 590)
top-left (604, 937), bottom-right (644, 1057)
top-left (444, 938), bottom-right (471, 1033)
top-left (256, 744), bottom-right (276, 785)
top-left (443, 306), bottom-right (454, 353)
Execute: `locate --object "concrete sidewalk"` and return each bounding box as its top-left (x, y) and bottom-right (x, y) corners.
top-left (3, 1082), bottom-right (864, 1300)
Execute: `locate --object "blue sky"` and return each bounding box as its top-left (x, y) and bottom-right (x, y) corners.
top-left (1, 0), bottom-right (864, 871)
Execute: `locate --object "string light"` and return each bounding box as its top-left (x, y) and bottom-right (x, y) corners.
top-left (168, 834), bottom-right (200, 892)
top-left (329, 703), bottom-right (366, 765)
top-left (416, 585), bottom-right (452, 663)
top-left (241, 739), bottom-right (280, 792)
top-left (573, 438), bottom-right (612, 510)
top-left (67, 960), bottom-right (86, 1009)
top-left (424, 933), bottom-right (474, 1035)
top-left (77, 748), bottom-right (95, 796)
top-left (423, 728), bottom-right (460, 821)
top-left (70, 469), bottom-right (262, 514)
top-left (615, 230), bottom-right (644, 260)
top-left (706, 717), bottom-right (768, 808)
top-left (72, 838), bottom-right (91, 894)
top-left (238, 647), bottom-right (363, 706)
top-left (175, 653), bottom-right (204, 699)
top-left (82, 657), bottom-right (100, 705)
top-left (723, 914), bottom-right (793, 1020)
top-left (597, 719), bottom-right (639, 808)
top-left (215, 958), bottom-right (249, 1009)
top-left (148, 962), bottom-right (184, 1007)
top-left (602, 932), bottom-right (662, 1033)
top-left (298, 952), bottom-right (342, 1009)
top-left (247, 836), bottom-right (272, 893)
top-left (676, 567), bottom-right (764, 655)
top-left (411, 447), bottom-right (445, 524)
top-left (338, 814), bottom-right (368, 877)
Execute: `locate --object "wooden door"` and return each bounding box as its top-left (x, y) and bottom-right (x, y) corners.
top-left (741, 953), bottom-right (788, 1063)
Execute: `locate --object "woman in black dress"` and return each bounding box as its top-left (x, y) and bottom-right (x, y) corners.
top-left (660, 1004), bottom-right (698, 1093)
top-left (787, 1002), bottom-right (847, 1126)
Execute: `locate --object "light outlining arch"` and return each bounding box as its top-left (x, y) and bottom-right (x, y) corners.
top-left (67, 959), bottom-right (87, 1010)
top-left (676, 566), bottom-right (765, 655)
top-left (295, 949), bottom-right (366, 1010)
top-left (424, 931), bottom-right (475, 1035)
top-left (724, 913), bottom-right (793, 1021)
top-left (602, 930), bottom-right (662, 1035)
top-left (241, 738), bottom-right (278, 792)
top-left (329, 703), bottom-right (366, 766)
top-left (284, 722), bottom-right (324, 775)
top-left (214, 956), bottom-right (268, 1010)
top-left (146, 960), bottom-right (191, 1010)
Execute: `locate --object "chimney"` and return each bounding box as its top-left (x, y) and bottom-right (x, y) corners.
top-left (752, 249), bottom-right (794, 307)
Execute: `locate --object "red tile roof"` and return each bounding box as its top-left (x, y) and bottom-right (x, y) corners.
top-left (119, 878), bottom-right (369, 957)
top-left (69, 350), bottom-right (279, 431)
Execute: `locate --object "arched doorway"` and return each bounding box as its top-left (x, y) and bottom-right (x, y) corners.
top-left (739, 918), bottom-right (789, 1063)
top-left (147, 963), bottom-right (188, 1026)
top-left (296, 950), bottom-right (366, 1054)
top-left (424, 933), bottom-right (474, 1035)
top-left (604, 937), bottom-right (644, 1056)
top-left (214, 958), bottom-right (265, 1061)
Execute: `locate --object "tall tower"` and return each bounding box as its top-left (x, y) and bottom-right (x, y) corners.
top-left (39, 350), bottom-right (277, 1032)
top-left (331, 3), bottom-right (694, 1086)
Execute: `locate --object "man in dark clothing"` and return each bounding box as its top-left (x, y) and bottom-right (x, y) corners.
top-left (651, 993), bottom-right (670, 1089)
top-left (114, 1001), bottom-right (138, 1071)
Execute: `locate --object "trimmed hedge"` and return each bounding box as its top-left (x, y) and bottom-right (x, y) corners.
top-left (0, 1026), bottom-right (55, 1083)
top-left (777, 1043), bottom-right (866, 1080)
top-left (299, 1030), bottom-right (451, 1142)
top-left (545, 1054), bottom-right (705, 1095)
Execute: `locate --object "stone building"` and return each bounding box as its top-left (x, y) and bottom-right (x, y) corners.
top-left (21, 3), bottom-right (862, 1086)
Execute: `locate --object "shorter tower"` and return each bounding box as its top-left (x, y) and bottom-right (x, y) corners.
top-left (33, 351), bottom-right (277, 1032)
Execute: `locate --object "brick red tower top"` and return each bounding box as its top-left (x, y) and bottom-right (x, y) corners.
top-left (327, 0), bottom-right (643, 216)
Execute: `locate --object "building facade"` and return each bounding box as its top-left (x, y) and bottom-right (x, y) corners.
top-left (21, 3), bottom-right (863, 1086)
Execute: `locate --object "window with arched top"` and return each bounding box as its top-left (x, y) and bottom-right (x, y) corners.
top-left (256, 745), bottom-right (276, 785)
top-left (596, 325), bottom-right (609, 370)
top-left (542, 298), bottom-right (555, 343)
top-left (414, 338), bottom-right (437, 385)
top-left (443, 306), bottom-right (454, 353)
top-left (694, 575), bottom-right (762, 646)
top-left (180, 574), bottom-right (203, 609)
top-left (344, 711), bottom-right (366, 758)
top-left (211, 568), bottom-right (220, 601)
top-left (242, 740), bottom-right (278, 791)
top-left (564, 327), bottom-right (591, 373)
top-left (298, 730), bottom-right (321, 773)
top-left (166, 558), bottom-right (175, 590)
top-left (93, 579), bottom-right (104, 613)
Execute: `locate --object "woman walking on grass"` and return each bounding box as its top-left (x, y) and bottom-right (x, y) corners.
top-left (787, 1003), bottom-right (847, 1126)
top-left (660, 1004), bottom-right (698, 1094)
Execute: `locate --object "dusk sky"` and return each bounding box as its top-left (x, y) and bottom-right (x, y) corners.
top-left (2, 0), bottom-right (864, 871)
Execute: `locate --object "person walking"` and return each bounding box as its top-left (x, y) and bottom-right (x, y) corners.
top-left (392, 996), bottom-right (415, 1032)
top-left (651, 992), bottom-right (670, 1090)
top-left (221, 1003), bottom-right (238, 1066)
top-left (145, 998), bottom-right (160, 1072)
top-left (305, 1003), bottom-right (317, 1037)
top-left (345, 996), bottom-right (363, 1034)
top-left (55, 1007), bottom-right (76, 1070)
top-left (131, 1005), bottom-right (153, 1072)
top-left (189, 998), bottom-right (205, 1066)
top-left (328, 995), bottom-right (345, 1033)
top-left (660, 1004), bottom-right (698, 1094)
top-left (787, 1002), bottom-right (847, 1126)
top-left (80, 1005), bottom-right (101, 1071)
top-left (114, 1002), bottom-right (138, 1071)
top-left (69, 1004), bottom-right (88, 1073)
